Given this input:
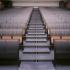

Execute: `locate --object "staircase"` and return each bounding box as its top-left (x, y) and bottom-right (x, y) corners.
top-left (19, 8), bottom-right (55, 70)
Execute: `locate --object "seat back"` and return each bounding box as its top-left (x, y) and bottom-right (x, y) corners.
top-left (54, 39), bottom-right (70, 59)
top-left (0, 40), bottom-right (19, 60)
top-left (49, 29), bottom-right (70, 36)
top-left (0, 28), bottom-right (23, 36)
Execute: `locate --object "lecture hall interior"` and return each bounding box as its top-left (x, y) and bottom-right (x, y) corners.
top-left (0, 0), bottom-right (70, 70)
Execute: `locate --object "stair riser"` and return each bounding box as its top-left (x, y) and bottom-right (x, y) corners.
top-left (27, 29), bottom-right (45, 31)
top-left (27, 29), bottom-right (44, 31)
top-left (25, 40), bottom-right (47, 42)
top-left (26, 36), bottom-right (47, 38)
top-left (27, 30), bottom-right (45, 31)
top-left (29, 24), bottom-right (43, 25)
top-left (28, 27), bottom-right (43, 28)
top-left (28, 26), bottom-right (44, 28)
top-left (26, 35), bottom-right (47, 37)
top-left (29, 23), bottom-right (43, 25)
top-left (28, 28), bottom-right (44, 30)
top-left (23, 52), bottom-right (50, 54)
top-left (27, 33), bottom-right (45, 35)
top-left (27, 30), bottom-right (45, 33)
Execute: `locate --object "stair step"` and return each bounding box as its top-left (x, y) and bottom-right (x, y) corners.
top-left (23, 41), bottom-right (50, 47)
top-left (25, 38), bottom-right (47, 42)
top-left (27, 32), bottom-right (45, 35)
top-left (30, 21), bottom-right (42, 22)
top-left (28, 26), bottom-right (44, 28)
top-left (23, 47), bottom-right (50, 53)
top-left (27, 30), bottom-right (45, 32)
top-left (27, 29), bottom-right (44, 31)
top-left (28, 27), bottom-right (44, 29)
top-left (26, 37), bottom-right (47, 39)
top-left (19, 62), bottom-right (55, 70)
top-left (29, 23), bottom-right (43, 26)
top-left (27, 31), bottom-right (45, 34)
top-left (26, 34), bottom-right (47, 38)
top-left (19, 50), bottom-right (54, 61)
top-left (29, 24), bottom-right (43, 25)
top-left (37, 51), bottom-right (54, 60)
top-left (27, 31), bottom-right (45, 33)
top-left (27, 29), bottom-right (45, 31)
top-left (19, 51), bottom-right (36, 60)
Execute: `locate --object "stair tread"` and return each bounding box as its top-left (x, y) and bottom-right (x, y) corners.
top-left (27, 32), bottom-right (45, 34)
top-left (27, 30), bottom-right (45, 31)
top-left (19, 62), bottom-right (55, 70)
top-left (19, 50), bottom-right (54, 60)
top-left (27, 30), bottom-right (45, 32)
top-left (27, 31), bottom-right (45, 33)
top-left (29, 23), bottom-right (42, 24)
top-left (29, 25), bottom-right (44, 26)
top-left (23, 41), bottom-right (50, 47)
top-left (23, 47), bottom-right (50, 53)
top-left (29, 26), bottom-right (44, 28)
top-left (25, 38), bottom-right (47, 42)
top-left (29, 28), bottom-right (44, 29)
top-left (26, 34), bottom-right (47, 38)
top-left (28, 27), bottom-right (44, 29)
top-left (29, 25), bottom-right (43, 26)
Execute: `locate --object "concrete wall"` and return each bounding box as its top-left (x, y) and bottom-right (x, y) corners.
top-left (12, 0), bottom-right (61, 7)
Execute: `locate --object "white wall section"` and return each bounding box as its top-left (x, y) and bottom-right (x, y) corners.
top-left (12, 0), bottom-right (61, 7)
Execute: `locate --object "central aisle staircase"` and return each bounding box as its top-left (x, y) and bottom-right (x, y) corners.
top-left (19, 8), bottom-right (55, 70)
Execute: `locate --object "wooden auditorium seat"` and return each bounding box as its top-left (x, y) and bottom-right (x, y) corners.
top-left (2, 36), bottom-right (22, 43)
top-left (51, 36), bottom-right (70, 44)
top-left (51, 36), bottom-right (61, 44)
top-left (48, 29), bottom-right (70, 36)
top-left (2, 36), bottom-right (11, 40)
top-left (0, 28), bottom-right (24, 43)
top-left (48, 29), bottom-right (70, 43)
top-left (62, 36), bottom-right (70, 40)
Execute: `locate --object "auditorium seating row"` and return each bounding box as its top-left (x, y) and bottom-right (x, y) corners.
top-left (48, 29), bottom-right (70, 43)
top-left (40, 7), bottom-right (70, 43)
top-left (0, 7), bottom-right (33, 43)
top-left (0, 28), bottom-right (24, 43)
top-left (0, 7), bottom-right (33, 62)
top-left (0, 7), bottom-right (33, 29)
top-left (40, 7), bottom-right (70, 29)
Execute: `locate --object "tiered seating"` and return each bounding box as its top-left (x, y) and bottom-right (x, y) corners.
top-left (40, 7), bottom-right (70, 43)
top-left (0, 28), bottom-right (24, 43)
top-left (0, 7), bottom-right (33, 43)
top-left (0, 7), bottom-right (33, 29)
top-left (49, 29), bottom-right (70, 43)
top-left (40, 8), bottom-right (70, 62)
